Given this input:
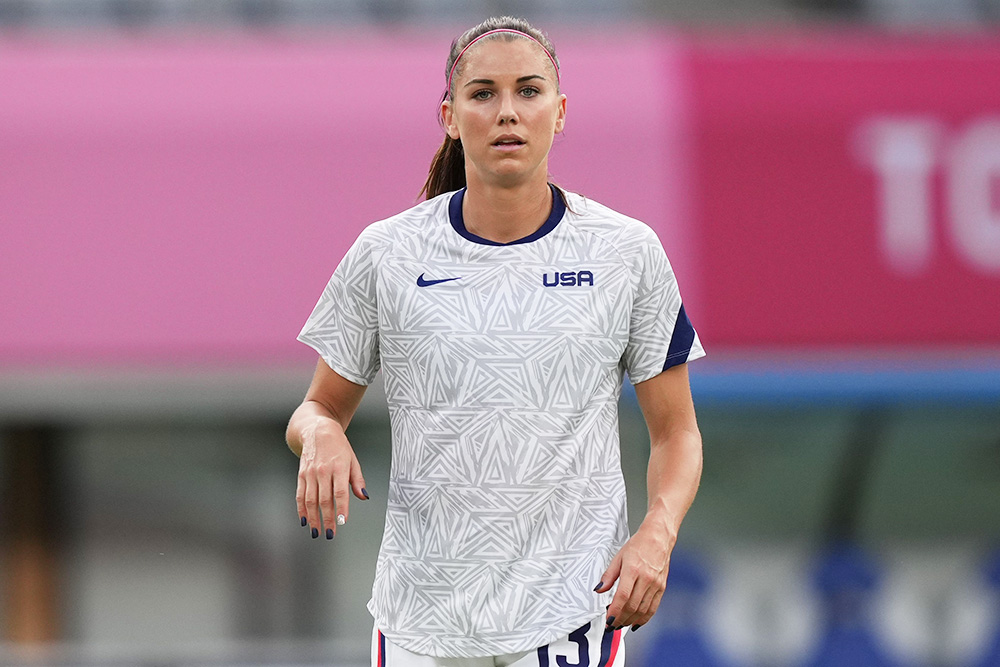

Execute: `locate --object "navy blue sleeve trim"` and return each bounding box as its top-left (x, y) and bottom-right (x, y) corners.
top-left (663, 303), bottom-right (696, 370)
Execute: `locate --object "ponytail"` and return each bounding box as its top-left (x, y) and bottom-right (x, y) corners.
top-left (420, 135), bottom-right (466, 200)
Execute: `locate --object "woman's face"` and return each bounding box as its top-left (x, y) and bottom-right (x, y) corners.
top-left (442, 37), bottom-right (567, 189)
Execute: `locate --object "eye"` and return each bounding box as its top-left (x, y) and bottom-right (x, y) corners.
top-left (520, 86), bottom-right (540, 98)
top-left (472, 89), bottom-right (493, 101)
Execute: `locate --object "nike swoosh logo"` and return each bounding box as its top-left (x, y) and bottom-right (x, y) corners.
top-left (416, 273), bottom-right (461, 287)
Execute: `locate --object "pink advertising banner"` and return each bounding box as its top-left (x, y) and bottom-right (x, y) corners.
top-left (4, 31), bottom-right (1000, 372)
top-left (685, 33), bottom-right (1000, 348)
top-left (0, 32), bottom-right (692, 369)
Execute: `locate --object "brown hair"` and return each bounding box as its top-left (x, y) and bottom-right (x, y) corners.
top-left (419, 16), bottom-right (561, 201)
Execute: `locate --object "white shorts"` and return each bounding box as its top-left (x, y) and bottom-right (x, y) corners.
top-left (371, 617), bottom-right (626, 667)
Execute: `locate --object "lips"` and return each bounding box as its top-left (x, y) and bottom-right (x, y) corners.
top-left (492, 134), bottom-right (525, 146)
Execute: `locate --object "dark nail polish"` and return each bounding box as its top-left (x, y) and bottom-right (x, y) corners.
top-left (631, 624), bottom-right (642, 632)
top-left (605, 615), bottom-right (615, 629)
top-left (300, 516), bottom-right (307, 527)
top-left (593, 581), bottom-right (603, 592)
top-left (362, 487), bottom-right (370, 500)
top-left (326, 528), bottom-right (334, 540)
top-left (311, 527), bottom-right (318, 539)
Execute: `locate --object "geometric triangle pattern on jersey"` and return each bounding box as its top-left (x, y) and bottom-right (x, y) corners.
top-left (298, 188), bottom-right (704, 658)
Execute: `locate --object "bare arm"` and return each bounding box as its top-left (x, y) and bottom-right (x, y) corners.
top-left (595, 363), bottom-right (703, 631)
top-left (637, 363), bottom-right (703, 546)
top-left (286, 359), bottom-right (369, 539)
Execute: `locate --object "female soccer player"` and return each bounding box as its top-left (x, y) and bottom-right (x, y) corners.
top-left (287, 16), bottom-right (705, 667)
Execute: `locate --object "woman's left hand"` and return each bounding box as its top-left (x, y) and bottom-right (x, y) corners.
top-left (593, 520), bottom-right (676, 632)
top-left (595, 363), bottom-right (702, 632)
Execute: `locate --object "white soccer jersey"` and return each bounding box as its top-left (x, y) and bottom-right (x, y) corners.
top-left (298, 186), bottom-right (705, 658)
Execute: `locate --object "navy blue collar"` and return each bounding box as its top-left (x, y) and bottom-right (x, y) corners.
top-left (448, 184), bottom-right (565, 246)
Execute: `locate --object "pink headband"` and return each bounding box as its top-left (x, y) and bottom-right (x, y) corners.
top-left (447, 28), bottom-right (560, 98)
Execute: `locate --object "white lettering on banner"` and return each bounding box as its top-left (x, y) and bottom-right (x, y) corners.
top-left (946, 120), bottom-right (1000, 273)
top-left (856, 117), bottom-right (1000, 276)
top-left (856, 118), bottom-right (940, 275)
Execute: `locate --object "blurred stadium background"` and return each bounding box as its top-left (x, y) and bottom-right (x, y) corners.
top-left (2, 0), bottom-right (1000, 665)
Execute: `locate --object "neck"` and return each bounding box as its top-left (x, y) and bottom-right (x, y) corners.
top-left (462, 173), bottom-right (553, 244)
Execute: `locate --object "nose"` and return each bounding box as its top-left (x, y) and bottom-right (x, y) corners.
top-left (497, 91), bottom-right (518, 125)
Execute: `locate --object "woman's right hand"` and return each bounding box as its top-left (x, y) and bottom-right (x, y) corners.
top-left (287, 359), bottom-right (370, 539)
top-left (296, 416), bottom-right (368, 539)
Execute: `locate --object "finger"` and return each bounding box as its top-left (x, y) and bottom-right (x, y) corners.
top-left (609, 560), bottom-right (661, 629)
top-left (613, 589), bottom-right (641, 628)
top-left (319, 464), bottom-right (337, 539)
top-left (605, 575), bottom-right (634, 632)
top-left (351, 457), bottom-right (368, 501)
top-left (631, 589), bottom-right (664, 632)
top-left (333, 461), bottom-right (351, 530)
top-left (648, 588), bottom-right (665, 616)
top-left (303, 471), bottom-right (321, 539)
top-left (613, 578), bottom-right (651, 629)
top-left (594, 551), bottom-right (622, 594)
top-left (295, 468), bottom-right (307, 526)
top-left (639, 584), bottom-right (657, 617)
top-left (630, 583), bottom-right (658, 627)
top-left (632, 589), bottom-right (663, 632)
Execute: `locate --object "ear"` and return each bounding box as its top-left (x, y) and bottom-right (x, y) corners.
top-left (442, 99), bottom-right (461, 141)
top-left (554, 93), bottom-right (567, 134)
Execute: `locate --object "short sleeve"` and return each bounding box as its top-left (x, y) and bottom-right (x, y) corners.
top-left (622, 228), bottom-right (705, 385)
top-left (297, 229), bottom-right (381, 386)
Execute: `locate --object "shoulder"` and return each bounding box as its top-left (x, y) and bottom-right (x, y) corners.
top-left (559, 190), bottom-right (665, 261)
top-left (352, 190), bottom-right (455, 254)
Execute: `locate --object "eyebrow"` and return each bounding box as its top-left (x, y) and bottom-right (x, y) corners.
top-left (463, 74), bottom-right (546, 88)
